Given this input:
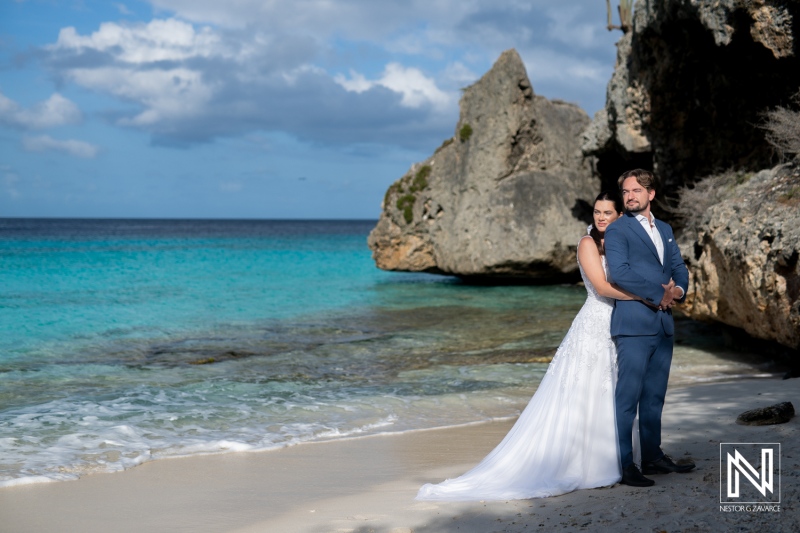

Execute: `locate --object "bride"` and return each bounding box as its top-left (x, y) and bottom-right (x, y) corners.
top-left (417, 192), bottom-right (652, 501)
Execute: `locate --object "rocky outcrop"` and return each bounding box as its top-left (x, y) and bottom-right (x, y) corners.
top-left (370, 2), bottom-right (800, 351)
top-left (584, 0), bottom-right (800, 192)
top-left (679, 163), bottom-right (800, 351)
top-left (368, 50), bottom-right (597, 280)
top-left (581, 0), bottom-right (800, 352)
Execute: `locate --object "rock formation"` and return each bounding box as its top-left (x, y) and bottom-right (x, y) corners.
top-left (583, 0), bottom-right (800, 192)
top-left (370, 1), bottom-right (800, 351)
top-left (583, 0), bottom-right (800, 352)
top-left (678, 163), bottom-right (800, 350)
top-left (368, 50), bottom-right (597, 280)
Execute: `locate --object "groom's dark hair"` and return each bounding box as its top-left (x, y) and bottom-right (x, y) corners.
top-left (618, 169), bottom-right (656, 191)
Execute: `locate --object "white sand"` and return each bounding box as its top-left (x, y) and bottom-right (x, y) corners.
top-left (1, 378), bottom-right (797, 533)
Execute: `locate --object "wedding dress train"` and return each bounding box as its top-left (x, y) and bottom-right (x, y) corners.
top-left (417, 239), bottom-right (623, 501)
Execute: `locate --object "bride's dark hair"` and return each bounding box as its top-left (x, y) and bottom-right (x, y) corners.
top-left (590, 191), bottom-right (623, 256)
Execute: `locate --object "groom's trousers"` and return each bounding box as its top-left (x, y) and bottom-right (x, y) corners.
top-left (614, 330), bottom-right (673, 469)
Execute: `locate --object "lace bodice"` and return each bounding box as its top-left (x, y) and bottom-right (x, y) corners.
top-left (543, 235), bottom-right (616, 390)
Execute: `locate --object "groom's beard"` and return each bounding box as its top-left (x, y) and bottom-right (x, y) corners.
top-left (625, 199), bottom-right (649, 214)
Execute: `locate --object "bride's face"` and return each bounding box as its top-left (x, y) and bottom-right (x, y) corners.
top-left (593, 200), bottom-right (621, 232)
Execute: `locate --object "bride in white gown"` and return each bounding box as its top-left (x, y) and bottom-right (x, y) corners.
top-left (417, 192), bottom-right (647, 501)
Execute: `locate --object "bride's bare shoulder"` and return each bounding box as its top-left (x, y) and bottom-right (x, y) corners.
top-left (578, 235), bottom-right (599, 257)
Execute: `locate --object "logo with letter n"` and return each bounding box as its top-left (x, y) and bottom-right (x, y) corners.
top-left (720, 443), bottom-right (781, 504)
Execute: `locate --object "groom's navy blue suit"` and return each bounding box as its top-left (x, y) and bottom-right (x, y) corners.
top-left (604, 212), bottom-right (688, 469)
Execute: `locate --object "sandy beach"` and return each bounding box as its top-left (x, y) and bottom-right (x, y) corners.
top-left (1, 377), bottom-right (797, 533)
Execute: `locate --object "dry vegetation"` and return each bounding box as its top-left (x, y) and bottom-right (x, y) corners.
top-left (664, 92), bottom-right (800, 230)
top-left (762, 90), bottom-right (800, 160)
top-left (661, 170), bottom-right (751, 231)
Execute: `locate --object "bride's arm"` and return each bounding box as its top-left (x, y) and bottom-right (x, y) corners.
top-left (577, 237), bottom-right (639, 300)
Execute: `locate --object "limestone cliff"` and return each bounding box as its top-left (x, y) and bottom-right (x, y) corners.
top-left (583, 0), bottom-right (800, 191)
top-left (581, 0), bottom-right (800, 351)
top-left (370, 2), bottom-right (800, 351)
top-left (678, 164), bottom-right (800, 350)
top-left (368, 50), bottom-right (597, 280)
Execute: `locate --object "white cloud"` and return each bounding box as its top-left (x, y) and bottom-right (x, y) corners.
top-left (51, 18), bottom-right (224, 63)
top-left (32, 2), bottom-right (618, 147)
top-left (67, 66), bottom-right (214, 124)
top-left (22, 135), bottom-right (100, 158)
top-left (41, 17), bottom-right (457, 147)
top-left (149, 0), bottom-right (477, 38)
top-left (146, 0), bottom-right (615, 56)
top-left (0, 92), bottom-right (81, 130)
top-left (335, 63), bottom-right (453, 111)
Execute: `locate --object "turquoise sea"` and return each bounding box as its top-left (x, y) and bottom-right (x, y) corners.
top-left (0, 219), bottom-right (780, 487)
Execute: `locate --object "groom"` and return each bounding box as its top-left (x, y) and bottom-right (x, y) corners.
top-left (604, 169), bottom-right (694, 487)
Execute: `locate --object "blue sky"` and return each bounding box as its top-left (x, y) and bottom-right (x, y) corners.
top-left (1, 0), bottom-right (621, 219)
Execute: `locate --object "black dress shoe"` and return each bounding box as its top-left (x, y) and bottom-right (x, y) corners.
top-left (642, 455), bottom-right (696, 475)
top-left (620, 464), bottom-right (655, 487)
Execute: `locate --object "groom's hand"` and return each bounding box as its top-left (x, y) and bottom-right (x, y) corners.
top-left (659, 281), bottom-right (678, 310)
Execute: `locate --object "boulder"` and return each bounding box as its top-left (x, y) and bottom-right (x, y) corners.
top-left (368, 49), bottom-right (598, 280)
top-left (736, 401), bottom-right (795, 426)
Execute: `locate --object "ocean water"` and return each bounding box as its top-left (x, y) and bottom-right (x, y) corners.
top-left (0, 219), bottom-right (781, 487)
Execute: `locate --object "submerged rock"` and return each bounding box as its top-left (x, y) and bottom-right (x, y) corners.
top-left (368, 50), bottom-right (597, 280)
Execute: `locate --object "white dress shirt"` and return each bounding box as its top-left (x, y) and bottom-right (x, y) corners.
top-left (634, 212), bottom-right (664, 264)
top-left (634, 212), bottom-right (684, 298)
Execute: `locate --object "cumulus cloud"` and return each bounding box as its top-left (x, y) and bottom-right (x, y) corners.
top-left (32, 2), bottom-right (617, 149)
top-left (50, 19), bottom-right (224, 63)
top-left (149, 0), bottom-right (474, 38)
top-left (335, 63), bottom-right (453, 111)
top-left (40, 17), bottom-right (456, 148)
top-left (0, 92), bottom-right (82, 130)
top-left (22, 135), bottom-right (100, 158)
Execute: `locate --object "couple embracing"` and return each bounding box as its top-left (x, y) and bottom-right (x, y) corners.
top-left (417, 169), bottom-right (694, 501)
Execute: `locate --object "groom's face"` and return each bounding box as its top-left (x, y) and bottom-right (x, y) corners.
top-left (621, 177), bottom-right (656, 214)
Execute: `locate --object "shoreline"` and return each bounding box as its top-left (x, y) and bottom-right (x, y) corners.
top-left (2, 377), bottom-right (797, 533)
top-left (0, 372), bottom-right (785, 491)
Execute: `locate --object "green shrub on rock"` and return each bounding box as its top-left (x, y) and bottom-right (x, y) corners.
top-left (396, 194), bottom-right (416, 224)
top-left (411, 165), bottom-right (431, 192)
top-left (459, 123), bottom-right (473, 142)
top-left (383, 182), bottom-right (402, 208)
top-left (434, 138), bottom-right (454, 154)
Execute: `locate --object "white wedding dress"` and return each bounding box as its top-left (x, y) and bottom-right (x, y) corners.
top-left (417, 236), bottom-right (623, 501)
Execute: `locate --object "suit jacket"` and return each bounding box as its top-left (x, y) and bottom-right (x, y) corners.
top-left (604, 212), bottom-right (689, 336)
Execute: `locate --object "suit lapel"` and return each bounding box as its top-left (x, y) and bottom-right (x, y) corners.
top-left (654, 219), bottom-right (671, 270)
top-left (625, 213), bottom-right (661, 263)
